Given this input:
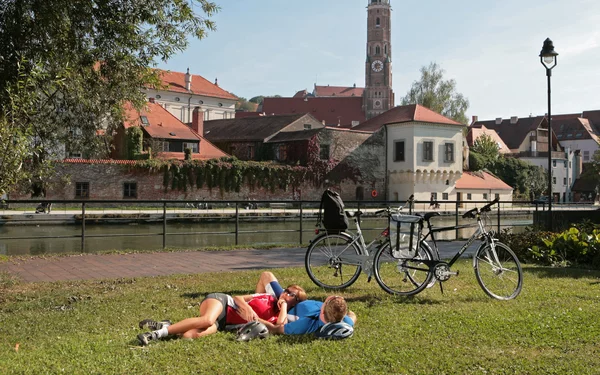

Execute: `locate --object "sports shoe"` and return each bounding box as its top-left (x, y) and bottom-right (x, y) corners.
top-left (137, 332), bottom-right (157, 346)
top-left (139, 319), bottom-right (171, 330)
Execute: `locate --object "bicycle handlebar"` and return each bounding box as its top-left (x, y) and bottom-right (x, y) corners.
top-left (461, 198), bottom-right (499, 219)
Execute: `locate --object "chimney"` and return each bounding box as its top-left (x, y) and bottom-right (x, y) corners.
top-left (495, 117), bottom-right (502, 125)
top-left (471, 115), bottom-right (478, 124)
top-left (214, 78), bottom-right (218, 86)
top-left (149, 97), bottom-right (155, 103)
top-left (185, 68), bottom-right (192, 91)
top-left (510, 116), bottom-right (518, 124)
top-left (191, 107), bottom-right (204, 136)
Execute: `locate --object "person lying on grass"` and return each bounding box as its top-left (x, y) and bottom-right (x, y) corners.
top-left (137, 282), bottom-right (307, 346)
top-left (255, 271), bottom-right (357, 335)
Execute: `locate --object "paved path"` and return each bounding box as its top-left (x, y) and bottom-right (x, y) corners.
top-left (0, 242), bottom-right (473, 283)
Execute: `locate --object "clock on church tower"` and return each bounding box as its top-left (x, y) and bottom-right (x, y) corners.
top-left (363, 0), bottom-right (394, 120)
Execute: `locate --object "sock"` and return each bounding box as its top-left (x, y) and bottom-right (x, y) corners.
top-left (155, 326), bottom-right (169, 339)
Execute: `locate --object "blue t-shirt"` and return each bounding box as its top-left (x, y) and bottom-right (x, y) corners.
top-left (284, 300), bottom-right (354, 335)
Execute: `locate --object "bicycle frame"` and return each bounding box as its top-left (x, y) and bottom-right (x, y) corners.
top-left (324, 216), bottom-right (389, 279)
top-left (422, 211), bottom-right (496, 269)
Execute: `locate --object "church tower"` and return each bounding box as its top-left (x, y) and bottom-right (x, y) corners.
top-left (364, 0), bottom-right (394, 119)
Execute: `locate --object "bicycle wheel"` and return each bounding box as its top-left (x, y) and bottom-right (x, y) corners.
top-left (474, 242), bottom-right (523, 300)
top-left (374, 242), bottom-right (434, 296)
top-left (305, 233), bottom-right (362, 289)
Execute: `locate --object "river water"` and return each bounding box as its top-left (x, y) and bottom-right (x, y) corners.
top-left (0, 215), bottom-right (532, 256)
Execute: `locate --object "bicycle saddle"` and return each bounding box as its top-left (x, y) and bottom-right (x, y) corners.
top-left (345, 211), bottom-right (363, 218)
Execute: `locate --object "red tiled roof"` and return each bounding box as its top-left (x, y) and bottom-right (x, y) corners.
top-left (353, 104), bottom-right (463, 131)
top-left (123, 101), bottom-right (228, 160)
top-left (293, 90), bottom-right (310, 98)
top-left (314, 85), bottom-right (364, 97)
top-left (261, 97), bottom-right (366, 127)
top-left (455, 171), bottom-right (513, 190)
top-left (203, 114), bottom-right (311, 142)
top-left (154, 69), bottom-right (237, 100)
top-left (124, 102), bottom-right (200, 141)
top-left (551, 116), bottom-right (599, 143)
top-left (466, 125), bottom-right (511, 154)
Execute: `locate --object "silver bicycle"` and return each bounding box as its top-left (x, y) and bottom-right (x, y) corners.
top-left (304, 196), bottom-right (431, 294)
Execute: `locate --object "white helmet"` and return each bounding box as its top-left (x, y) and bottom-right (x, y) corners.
top-left (314, 322), bottom-right (354, 340)
top-left (235, 321), bottom-right (269, 342)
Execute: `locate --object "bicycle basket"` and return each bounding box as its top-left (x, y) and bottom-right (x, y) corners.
top-left (390, 214), bottom-right (422, 258)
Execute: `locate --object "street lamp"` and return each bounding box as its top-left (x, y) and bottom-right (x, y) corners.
top-left (540, 38), bottom-right (558, 231)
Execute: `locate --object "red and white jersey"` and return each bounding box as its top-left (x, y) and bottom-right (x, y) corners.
top-left (226, 293), bottom-right (279, 325)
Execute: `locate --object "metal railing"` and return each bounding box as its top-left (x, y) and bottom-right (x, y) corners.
top-left (0, 198), bottom-right (590, 254)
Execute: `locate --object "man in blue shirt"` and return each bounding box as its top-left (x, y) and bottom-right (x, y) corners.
top-left (255, 271), bottom-right (356, 335)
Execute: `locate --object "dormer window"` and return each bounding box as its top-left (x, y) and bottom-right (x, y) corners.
top-left (304, 124), bottom-right (312, 130)
top-left (169, 132), bottom-right (176, 136)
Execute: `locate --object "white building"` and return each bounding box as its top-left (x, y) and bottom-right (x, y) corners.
top-left (144, 68), bottom-right (237, 124)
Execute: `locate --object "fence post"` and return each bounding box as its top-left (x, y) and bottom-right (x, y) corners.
top-left (81, 202), bottom-right (86, 252)
top-left (455, 200), bottom-right (459, 240)
top-left (299, 201), bottom-right (303, 245)
top-left (235, 202), bottom-right (239, 245)
top-left (497, 200), bottom-right (501, 234)
top-left (163, 202), bottom-right (167, 249)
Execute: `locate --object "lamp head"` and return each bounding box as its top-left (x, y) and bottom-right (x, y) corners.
top-left (540, 38), bottom-right (558, 70)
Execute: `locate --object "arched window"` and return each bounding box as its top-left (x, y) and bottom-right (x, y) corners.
top-left (384, 45), bottom-right (387, 54)
top-left (375, 46), bottom-right (381, 55)
top-left (376, 18), bottom-right (380, 27)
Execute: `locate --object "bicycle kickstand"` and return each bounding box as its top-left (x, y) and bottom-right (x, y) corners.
top-left (438, 281), bottom-right (444, 295)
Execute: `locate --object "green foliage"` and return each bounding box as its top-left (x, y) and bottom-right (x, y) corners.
top-left (468, 151), bottom-right (492, 171)
top-left (486, 157), bottom-right (547, 198)
top-left (497, 227), bottom-right (554, 263)
top-left (126, 127), bottom-right (143, 159)
top-left (471, 134), bottom-right (499, 159)
top-left (400, 62), bottom-right (469, 124)
top-left (0, 0), bottom-right (220, 192)
top-left (184, 148), bottom-right (192, 161)
top-left (1, 266), bottom-right (600, 373)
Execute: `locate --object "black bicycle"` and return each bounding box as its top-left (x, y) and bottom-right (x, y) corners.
top-left (374, 198), bottom-right (523, 300)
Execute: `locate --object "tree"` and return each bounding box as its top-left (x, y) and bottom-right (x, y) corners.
top-left (400, 62), bottom-right (469, 124)
top-left (488, 157), bottom-right (547, 199)
top-left (471, 134), bottom-right (499, 159)
top-left (0, 0), bottom-right (220, 194)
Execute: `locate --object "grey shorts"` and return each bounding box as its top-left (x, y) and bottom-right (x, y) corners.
top-left (202, 293), bottom-right (230, 331)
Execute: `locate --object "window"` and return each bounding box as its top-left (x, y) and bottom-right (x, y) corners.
top-left (68, 151), bottom-right (82, 159)
top-left (277, 145), bottom-right (288, 161)
top-left (552, 160), bottom-right (556, 167)
top-left (564, 161), bottom-right (567, 168)
top-left (155, 95), bottom-right (161, 99)
top-left (431, 192), bottom-right (438, 200)
top-left (175, 97), bottom-right (180, 102)
top-left (304, 124), bottom-right (312, 130)
top-left (423, 141), bottom-right (433, 161)
top-left (442, 193), bottom-right (448, 200)
top-left (553, 177), bottom-right (556, 185)
top-left (444, 143), bottom-right (454, 162)
top-left (124, 182), bottom-right (137, 198)
top-left (375, 46), bottom-right (381, 55)
top-left (467, 193), bottom-right (472, 200)
top-left (584, 150), bottom-right (590, 161)
top-left (376, 17), bottom-right (380, 27)
top-left (394, 140), bottom-right (405, 161)
top-left (183, 142), bottom-right (199, 153)
top-left (483, 193), bottom-right (488, 200)
top-left (218, 103), bottom-right (223, 107)
top-left (563, 178), bottom-right (567, 186)
top-left (140, 116), bottom-right (149, 126)
top-left (495, 193), bottom-right (500, 200)
top-left (75, 182), bottom-right (89, 199)
top-left (320, 145), bottom-right (330, 160)
top-left (248, 145), bottom-right (255, 159)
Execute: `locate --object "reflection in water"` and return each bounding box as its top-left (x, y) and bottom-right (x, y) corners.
top-left (0, 215), bottom-right (532, 256)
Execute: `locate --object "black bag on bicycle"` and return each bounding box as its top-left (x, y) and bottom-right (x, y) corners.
top-left (318, 189), bottom-right (349, 234)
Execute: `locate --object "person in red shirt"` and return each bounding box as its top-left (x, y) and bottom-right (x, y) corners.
top-left (137, 283), bottom-right (307, 346)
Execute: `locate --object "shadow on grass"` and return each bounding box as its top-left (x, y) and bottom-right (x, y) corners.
top-left (524, 265), bottom-right (600, 280)
top-left (181, 290), bottom-right (250, 299)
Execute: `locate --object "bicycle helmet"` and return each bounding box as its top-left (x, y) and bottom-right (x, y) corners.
top-left (314, 322), bottom-right (354, 340)
top-left (235, 321), bottom-right (269, 342)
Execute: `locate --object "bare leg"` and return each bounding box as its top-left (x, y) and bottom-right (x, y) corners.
top-left (255, 271), bottom-right (278, 293)
top-left (167, 298), bottom-right (223, 337)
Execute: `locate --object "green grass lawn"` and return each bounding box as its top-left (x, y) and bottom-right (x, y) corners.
top-left (1, 262), bottom-right (599, 374)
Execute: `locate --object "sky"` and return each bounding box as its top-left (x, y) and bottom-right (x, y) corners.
top-left (158, 0), bottom-right (600, 122)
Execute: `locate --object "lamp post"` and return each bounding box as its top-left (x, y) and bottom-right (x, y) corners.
top-left (540, 38), bottom-right (558, 231)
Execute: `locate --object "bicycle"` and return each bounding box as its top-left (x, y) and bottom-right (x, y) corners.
top-left (374, 198), bottom-right (523, 300)
top-left (305, 196), bottom-right (430, 292)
